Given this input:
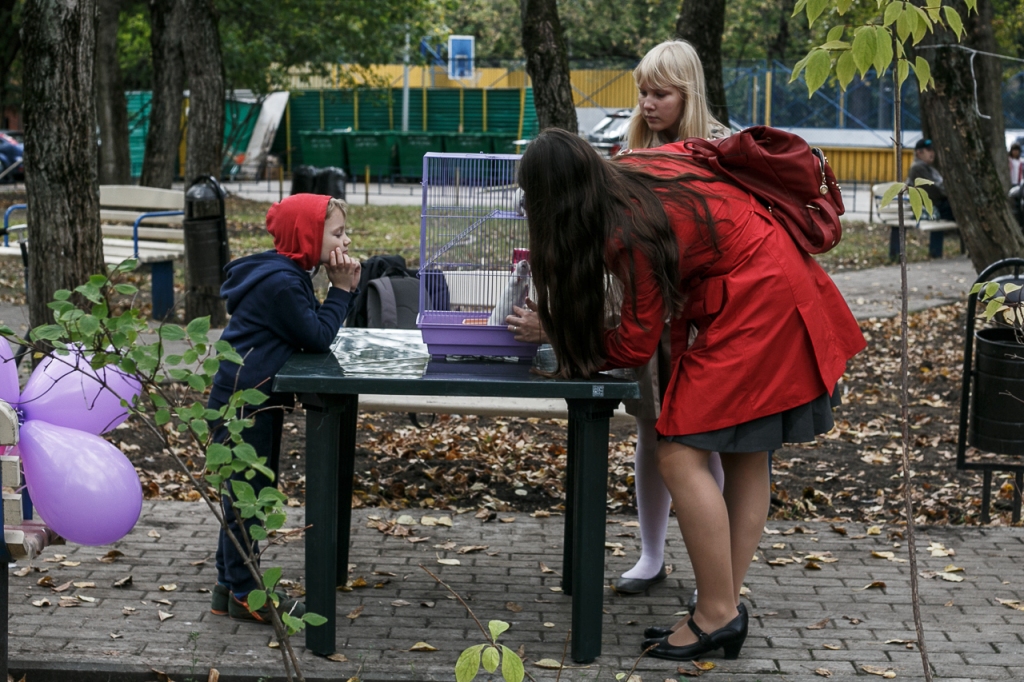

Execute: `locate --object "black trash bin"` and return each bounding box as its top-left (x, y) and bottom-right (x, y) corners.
top-left (314, 166), bottom-right (347, 200)
top-left (291, 165), bottom-right (317, 195)
top-left (184, 176), bottom-right (230, 325)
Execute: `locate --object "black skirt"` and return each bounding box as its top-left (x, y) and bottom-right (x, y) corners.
top-left (662, 388), bottom-right (841, 454)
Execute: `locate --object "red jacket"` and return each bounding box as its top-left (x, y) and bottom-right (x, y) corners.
top-left (603, 149), bottom-right (866, 437)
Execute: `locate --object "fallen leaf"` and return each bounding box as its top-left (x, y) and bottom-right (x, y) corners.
top-left (52, 580), bottom-right (74, 593)
top-left (499, 517), bottom-right (516, 523)
top-left (457, 545), bottom-right (488, 554)
top-left (347, 605), bottom-right (364, 620)
top-left (31, 598), bottom-right (50, 607)
top-left (406, 537), bottom-right (429, 544)
top-left (843, 616), bottom-right (862, 625)
top-left (543, 622), bottom-right (555, 628)
top-left (866, 526), bottom-right (882, 536)
top-left (771, 543), bottom-right (786, 549)
top-left (77, 594), bottom-right (97, 603)
top-left (420, 601), bottom-right (435, 608)
top-left (858, 581), bottom-right (886, 590)
top-left (420, 516), bottom-right (438, 526)
top-left (207, 669), bottom-right (219, 682)
top-left (539, 562), bottom-right (557, 574)
top-left (327, 653), bottom-right (349, 662)
top-left (159, 584), bottom-right (177, 592)
top-left (436, 558), bottom-right (461, 566)
top-left (113, 575), bottom-right (133, 588)
top-left (98, 550), bottom-right (124, 563)
top-left (36, 576), bottom-right (54, 588)
top-left (13, 566), bottom-right (31, 577)
top-left (815, 669), bottom-right (833, 678)
top-left (110, 633), bottom-right (122, 640)
top-left (871, 551), bottom-right (895, 560)
top-left (861, 665), bottom-right (896, 678)
top-left (157, 610), bottom-right (174, 622)
top-left (535, 660), bottom-right (564, 669)
top-left (350, 577), bottom-right (368, 588)
top-left (396, 515), bottom-right (416, 525)
top-left (436, 516), bottom-right (453, 527)
top-left (692, 661), bottom-right (715, 671)
top-left (268, 640), bottom-right (280, 649)
top-left (805, 561), bottom-right (822, 570)
top-left (408, 642), bottom-right (438, 652)
top-left (549, 586), bottom-right (563, 592)
top-left (996, 598), bottom-right (1024, 612)
top-left (73, 582), bottom-right (96, 589)
top-left (823, 644), bottom-right (841, 650)
top-left (937, 572), bottom-right (964, 582)
top-left (885, 639), bottom-right (916, 645)
top-left (189, 559), bottom-right (207, 567)
top-left (829, 525), bottom-right (847, 536)
top-left (44, 554), bottom-right (67, 562)
top-left (506, 602), bottom-right (523, 613)
top-left (122, 606), bottom-right (136, 615)
top-left (57, 597), bottom-right (79, 608)
top-left (806, 617), bottom-right (830, 630)
top-left (391, 600), bottom-right (411, 607)
top-left (943, 564), bottom-right (964, 573)
top-left (148, 530), bottom-right (161, 539)
top-left (434, 541), bottom-right (456, 550)
top-left (58, 561), bottom-right (81, 567)
top-left (154, 599), bottom-right (172, 606)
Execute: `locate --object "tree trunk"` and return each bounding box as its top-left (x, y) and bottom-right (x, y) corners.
top-left (95, 0), bottom-right (131, 185)
top-left (675, 0), bottom-right (729, 125)
top-left (21, 0), bottom-right (105, 330)
top-left (520, 0), bottom-right (577, 133)
top-left (918, 5), bottom-right (1024, 272)
top-left (181, 0), bottom-right (223, 182)
top-left (140, 0), bottom-right (185, 188)
top-left (181, 0), bottom-right (225, 324)
top-left (0, 0), bottom-right (20, 125)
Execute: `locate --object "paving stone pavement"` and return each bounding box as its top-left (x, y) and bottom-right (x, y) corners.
top-left (6, 502), bottom-right (1023, 681)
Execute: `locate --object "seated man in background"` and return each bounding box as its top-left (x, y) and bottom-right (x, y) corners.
top-left (907, 138), bottom-right (954, 221)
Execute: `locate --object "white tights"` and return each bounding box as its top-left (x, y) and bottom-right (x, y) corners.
top-left (621, 417), bottom-right (725, 580)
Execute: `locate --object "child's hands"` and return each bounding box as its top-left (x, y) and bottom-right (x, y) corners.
top-left (325, 248), bottom-right (361, 292)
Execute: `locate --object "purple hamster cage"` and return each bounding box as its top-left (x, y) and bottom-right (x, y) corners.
top-left (417, 152), bottom-right (539, 359)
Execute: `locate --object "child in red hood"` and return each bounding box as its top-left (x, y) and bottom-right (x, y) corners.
top-left (208, 193), bottom-right (360, 624)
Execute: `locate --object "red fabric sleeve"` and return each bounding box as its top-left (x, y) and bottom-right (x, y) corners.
top-left (600, 243), bottom-right (666, 370)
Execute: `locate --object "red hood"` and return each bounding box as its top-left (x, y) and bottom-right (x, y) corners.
top-left (266, 194), bottom-right (329, 271)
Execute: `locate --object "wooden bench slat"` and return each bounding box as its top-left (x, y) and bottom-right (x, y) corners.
top-left (99, 185), bottom-right (183, 212)
top-left (101, 224), bottom-right (185, 241)
top-left (100, 210), bottom-right (183, 226)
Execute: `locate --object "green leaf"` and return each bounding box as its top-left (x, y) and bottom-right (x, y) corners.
top-left (265, 513), bottom-right (287, 530)
top-left (500, 645), bottom-right (525, 682)
top-left (826, 26), bottom-right (844, 43)
top-left (53, 289), bottom-right (71, 301)
top-left (202, 358), bottom-right (220, 376)
top-left (911, 6), bottom-right (931, 44)
top-left (149, 391), bottom-right (168, 408)
top-left (913, 56), bottom-right (932, 92)
top-left (792, 0), bottom-right (808, 18)
top-left (262, 566), bottom-right (282, 590)
top-left (911, 177), bottom-right (935, 187)
top-left (190, 419), bottom-right (209, 441)
top-left (113, 283), bottom-right (138, 295)
top-left (158, 325), bottom-right (186, 341)
top-left (186, 316), bottom-right (211, 342)
top-left (234, 443), bottom-right (259, 463)
top-left (836, 0), bottom-right (853, 14)
top-left (970, 283), bottom-right (984, 295)
top-left (455, 644), bottom-right (485, 682)
top-left (165, 354), bottom-right (183, 366)
top-left (1004, 283), bottom-right (1023, 294)
top-left (303, 612), bottom-right (328, 627)
top-left (488, 620), bottom-right (510, 642)
top-left (30, 325), bottom-right (64, 342)
top-left (154, 408), bottom-right (172, 426)
top-left (881, 182), bottom-right (904, 208)
top-left (985, 298), bottom-right (1004, 319)
top-left (908, 186), bottom-right (924, 219)
top-left (896, 58), bottom-right (910, 88)
top-left (183, 349), bottom-right (199, 365)
top-left (984, 282), bottom-right (1001, 299)
top-left (249, 525), bottom-right (268, 541)
top-left (873, 26), bottom-right (894, 75)
top-left (231, 480), bottom-right (257, 503)
top-left (239, 388), bottom-right (268, 405)
top-left (919, 189), bottom-right (933, 218)
top-left (819, 40), bottom-right (850, 51)
top-left (790, 52), bottom-right (812, 83)
top-left (482, 646), bottom-right (500, 673)
top-left (206, 443), bottom-right (232, 467)
top-left (805, 49), bottom-right (831, 96)
top-left (78, 315), bottom-right (101, 336)
top-left (943, 6), bottom-right (964, 40)
top-left (836, 51), bottom-right (856, 90)
top-left (896, 6), bottom-right (913, 43)
top-left (246, 589), bottom-right (267, 612)
top-left (883, 1), bottom-right (902, 26)
top-left (806, 0), bottom-right (828, 26)
top-left (852, 27), bottom-right (877, 77)
top-left (186, 374), bottom-right (207, 392)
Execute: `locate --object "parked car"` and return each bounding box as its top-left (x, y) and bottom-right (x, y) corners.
top-left (586, 109), bottom-right (633, 157)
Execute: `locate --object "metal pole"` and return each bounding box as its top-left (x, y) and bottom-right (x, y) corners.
top-left (365, 165), bottom-right (370, 205)
top-left (402, 31), bottom-right (410, 132)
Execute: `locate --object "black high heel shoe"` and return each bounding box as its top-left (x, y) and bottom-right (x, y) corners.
top-left (641, 603), bottom-right (748, 661)
top-left (644, 590), bottom-right (700, 638)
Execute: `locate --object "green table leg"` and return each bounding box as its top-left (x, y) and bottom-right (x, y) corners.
top-left (561, 412), bottom-right (577, 595)
top-left (566, 398), bottom-right (618, 663)
top-left (302, 393), bottom-right (358, 656)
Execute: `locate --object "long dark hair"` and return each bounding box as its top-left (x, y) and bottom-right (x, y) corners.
top-left (519, 128), bottom-right (718, 379)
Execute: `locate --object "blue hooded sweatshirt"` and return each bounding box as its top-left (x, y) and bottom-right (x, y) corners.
top-left (208, 250), bottom-right (353, 408)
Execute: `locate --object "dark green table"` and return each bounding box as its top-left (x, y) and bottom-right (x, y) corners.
top-left (273, 330), bottom-right (639, 663)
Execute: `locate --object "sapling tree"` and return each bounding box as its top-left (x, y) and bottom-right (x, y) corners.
top-left (789, 2), bottom-right (978, 681)
top-left (0, 262), bottom-right (322, 682)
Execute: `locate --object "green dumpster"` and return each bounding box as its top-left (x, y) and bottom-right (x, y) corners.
top-left (344, 132), bottom-right (396, 179)
top-left (443, 133), bottom-right (490, 154)
top-left (394, 132), bottom-right (445, 179)
top-left (298, 131), bottom-right (346, 169)
top-left (488, 133), bottom-right (525, 155)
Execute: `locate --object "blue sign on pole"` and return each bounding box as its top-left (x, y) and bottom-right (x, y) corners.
top-left (448, 35), bottom-right (474, 80)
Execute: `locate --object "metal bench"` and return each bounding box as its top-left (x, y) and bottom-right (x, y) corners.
top-left (871, 182), bottom-right (960, 260)
top-left (2, 186), bottom-right (186, 318)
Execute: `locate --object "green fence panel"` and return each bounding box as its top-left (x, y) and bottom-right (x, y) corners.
top-left (443, 133), bottom-right (489, 154)
top-left (344, 131), bottom-right (396, 178)
top-left (298, 131), bottom-right (346, 169)
top-left (126, 91), bottom-right (151, 178)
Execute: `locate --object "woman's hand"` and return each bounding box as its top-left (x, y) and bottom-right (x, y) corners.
top-left (325, 248), bottom-right (361, 292)
top-left (505, 298), bottom-right (549, 344)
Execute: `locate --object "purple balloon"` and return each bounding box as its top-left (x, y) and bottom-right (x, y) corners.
top-left (0, 336), bottom-right (19, 405)
top-left (18, 349), bottom-right (141, 435)
top-left (19, 420), bottom-right (142, 546)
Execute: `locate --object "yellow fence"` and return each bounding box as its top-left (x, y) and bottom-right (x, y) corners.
top-left (287, 65), bottom-right (639, 108)
top-left (819, 147), bottom-right (916, 184)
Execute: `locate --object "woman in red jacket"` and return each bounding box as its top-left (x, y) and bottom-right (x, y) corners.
top-left (518, 129), bottom-right (864, 661)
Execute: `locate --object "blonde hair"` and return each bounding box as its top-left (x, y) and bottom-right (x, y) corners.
top-left (326, 197), bottom-right (348, 220)
top-left (626, 40), bottom-right (725, 150)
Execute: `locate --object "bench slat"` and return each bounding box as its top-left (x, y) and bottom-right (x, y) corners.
top-left (102, 225), bottom-right (185, 241)
top-left (99, 185), bottom-right (183, 212)
top-left (100, 210), bottom-right (184, 226)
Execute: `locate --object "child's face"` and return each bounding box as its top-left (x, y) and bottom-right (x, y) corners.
top-left (321, 210), bottom-right (351, 264)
